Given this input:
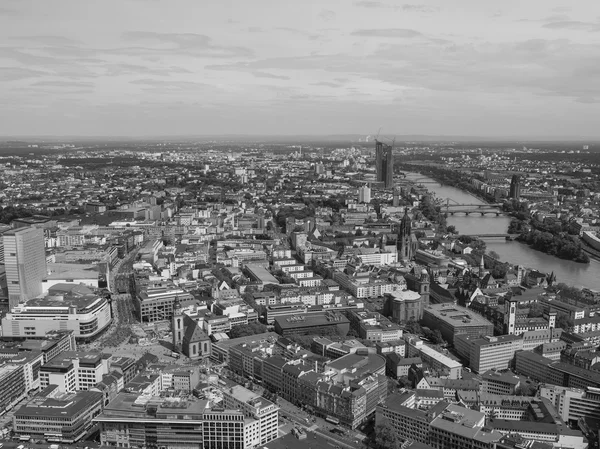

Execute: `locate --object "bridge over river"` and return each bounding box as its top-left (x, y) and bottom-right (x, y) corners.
top-left (446, 209), bottom-right (504, 216)
top-left (458, 234), bottom-right (519, 239)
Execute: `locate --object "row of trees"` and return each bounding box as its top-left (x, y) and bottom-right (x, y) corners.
top-left (416, 194), bottom-right (447, 230)
top-left (0, 205), bottom-right (87, 224)
top-left (517, 229), bottom-right (589, 263)
top-left (400, 163), bottom-right (496, 203)
top-left (228, 322), bottom-right (268, 338)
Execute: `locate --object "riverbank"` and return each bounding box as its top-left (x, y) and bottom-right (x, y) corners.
top-left (402, 164), bottom-right (500, 207)
top-left (580, 238), bottom-right (600, 262)
top-left (403, 170), bottom-right (600, 289)
top-left (404, 165), bottom-right (588, 263)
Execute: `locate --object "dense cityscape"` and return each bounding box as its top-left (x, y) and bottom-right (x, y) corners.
top-left (0, 137), bottom-right (600, 449)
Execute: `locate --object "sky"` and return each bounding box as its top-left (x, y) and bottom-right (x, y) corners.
top-left (1, 0), bottom-right (600, 138)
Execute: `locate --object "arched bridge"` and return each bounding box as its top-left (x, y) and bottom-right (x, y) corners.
top-left (459, 234), bottom-right (518, 239)
top-left (444, 203), bottom-right (503, 208)
top-left (446, 209), bottom-right (504, 216)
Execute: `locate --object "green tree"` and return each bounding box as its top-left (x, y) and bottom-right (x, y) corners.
top-left (556, 313), bottom-right (574, 331)
top-left (397, 376), bottom-right (411, 389)
top-left (404, 319), bottom-right (421, 334)
top-left (228, 322), bottom-right (267, 338)
top-left (527, 302), bottom-right (544, 318)
top-left (516, 383), bottom-right (537, 396)
top-left (375, 420), bottom-right (400, 449)
top-left (488, 250), bottom-right (500, 260)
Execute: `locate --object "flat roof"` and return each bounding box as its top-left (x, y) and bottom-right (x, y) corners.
top-left (19, 292), bottom-right (104, 312)
top-left (42, 351), bottom-right (104, 369)
top-left (245, 264), bottom-right (279, 285)
top-left (100, 392), bottom-right (210, 418)
top-left (275, 312), bottom-right (349, 329)
top-left (482, 370), bottom-right (521, 385)
top-left (226, 385), bottom-right (277, 411)
top-left (471, 334), bottom-right (522, 347)
top-left (424, 304), bottom-right (494, 327)
top-left (16, 390), bottom-right (103, 418)
top-left (45, 262), bottom-right (99, 280)
top-left (213, 332), bottom-right (279, 352)
top-left (419, 345), bottom-right (462, 369)
top-left (325, 353), bottom-right (385, 378)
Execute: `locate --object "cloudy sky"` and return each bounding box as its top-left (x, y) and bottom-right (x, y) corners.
top-left (1, 0), bottom-right (600, 138)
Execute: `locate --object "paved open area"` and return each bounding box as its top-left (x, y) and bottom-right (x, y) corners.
top-left (269, 431), bottom-right (348, 449)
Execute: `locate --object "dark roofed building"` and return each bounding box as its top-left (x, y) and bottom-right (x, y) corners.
top-left (13, 388), bottom-right (103, 443)
top-left (274, 311), bottom-right (350, 337)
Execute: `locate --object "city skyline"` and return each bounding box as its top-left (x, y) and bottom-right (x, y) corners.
top-left (2, 0), bottom-right (600, 138)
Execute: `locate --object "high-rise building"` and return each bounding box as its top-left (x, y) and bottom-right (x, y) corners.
top-left (358, 185), bottom-right (371, 203)
top-left (3, 227), bottom-right (47, 310)
top-left (375, 140), bottom-right (394, 189)
top-left (509, 174), bottom-right (521, 199)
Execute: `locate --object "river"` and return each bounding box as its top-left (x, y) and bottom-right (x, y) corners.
top-left (403, 172), bottom-right (600, 290)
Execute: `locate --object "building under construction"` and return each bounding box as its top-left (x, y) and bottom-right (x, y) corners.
top-left (375, 140), bottom-right (394, 189)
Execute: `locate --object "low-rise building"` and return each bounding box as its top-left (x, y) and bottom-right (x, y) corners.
top-left (96, 391), bottom-right (278, 449)
top-left (0, 363), bottom-right (26, 412)
top-left (222, 385), bottom-right (279, 447)
top-left (14, 386), bottom-right (103, 443)
top-left (1, 284), bottom-right (111, 341)
top-left (274, 311), bottom-right (350, 337)
top-left (40, 351), bottom-right (110, 392)
top-left (422, 304), bottom-right (494, 345)
top-left (481, 370), bottom-right (521, 395)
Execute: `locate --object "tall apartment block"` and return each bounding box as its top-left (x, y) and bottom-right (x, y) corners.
top-left (3, 227), bottom-right (47, 310)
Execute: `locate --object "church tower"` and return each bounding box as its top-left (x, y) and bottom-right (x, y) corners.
top-left (418, 268), bottom-right (430, 309)
top-left (172, 296), bottom-right (184, 350)
top-left (479, 255), bottom-right (485, 278)
top-left (380, 233), bottom-right (388, 250)
top-left (504, 296), bottom-right (518, 335)
top-left (397, 208), bottom-right (414, 261)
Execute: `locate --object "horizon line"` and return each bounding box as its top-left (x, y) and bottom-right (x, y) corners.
top-left (1, 133), bottom-right (599, 143)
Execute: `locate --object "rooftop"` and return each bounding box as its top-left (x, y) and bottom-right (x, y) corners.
top-left (424, 303), bottom-right (494, 327)
top-left (16, 390), bottom-right (103, 418)
top-left (325, 353), bottom-right (385, 379)
top-left (482, 370), bottom-right (521, 385)
top-left (274, 311), bottom-right (349, 329)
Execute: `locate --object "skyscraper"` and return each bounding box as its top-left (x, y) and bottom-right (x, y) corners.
top-left (375, 140), bottom-right (394, 189)
top-left (3, 227), bottom-right (46, 310)
top-left (509, 174), bottom-right (521, 199)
